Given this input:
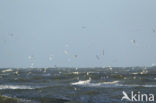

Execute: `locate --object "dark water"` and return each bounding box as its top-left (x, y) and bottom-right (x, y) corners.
top-left (0, 67), bottom-right (156, 103)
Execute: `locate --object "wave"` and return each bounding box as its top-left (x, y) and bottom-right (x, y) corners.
top-left (0, 85), bottom-right (34, 90)
top-left (71, 79), bottom-right (119, 86)
top-left (122, 84), bottom-right (156, 88)
top-left (71, 79), bottom-right (91, 85)
top-left (1, 69), bottom-right (13, 73)
top-left (71, 80), bottom-right (156, 88)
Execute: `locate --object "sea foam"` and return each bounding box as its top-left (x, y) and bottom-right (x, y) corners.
top-left (0, 85), bottom-right (33, 90)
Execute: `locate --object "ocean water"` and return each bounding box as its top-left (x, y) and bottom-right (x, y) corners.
top-left (0, 67), bottom-right (156, 103)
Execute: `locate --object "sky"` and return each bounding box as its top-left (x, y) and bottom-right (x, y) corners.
top-left (0, 0), bottom-right (156, 68)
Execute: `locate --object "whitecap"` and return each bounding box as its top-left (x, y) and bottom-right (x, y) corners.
top-left (132, 72), bottom-right (139, 75)
top-left (71, 80), bottom-right (156, 88)
top-left (71, 79), bottom-right (91, 85)
top-left (2, 69), bottom-right (13, 73)
top-left (102, 81), bottom-right (119, 84)
top-left (72, 72), bottom-right (80, 75)
top-left (0, 85), bottom-right (34, 90)
top-left (118, 84), bottom-right (156, 88)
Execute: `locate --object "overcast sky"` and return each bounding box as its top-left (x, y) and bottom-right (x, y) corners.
top-left (0, 0), bottom-right (156, 68)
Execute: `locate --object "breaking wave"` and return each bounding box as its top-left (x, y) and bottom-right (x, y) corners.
top-left (71, 80), bottom-right (156, 88)
top-left (71, 80), bottom-right (120, 87)
top-left (0, 85), bottom-right (34, 90)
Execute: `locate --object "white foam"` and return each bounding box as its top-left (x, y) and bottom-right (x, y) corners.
top-left (71, 79), bottom-right (119, 86)
top-left (140, 70), bottom-right (148, 74)
top-left (2, 69), bottom-right (13, 73)
top-left (71, 79), bottom-right (91, 85)
top-left (71, 80), bottom-right (156, 88)
top-left (132, 72), bottom-right (139, 75)
top-left (0, 85), bottom-right (34, 90)
top-left (102, 81), bottom-right (119, 84)
top-left (72, 72), bottom-right (80, 75)
top-left (118, 84), bottom-right (156, 88)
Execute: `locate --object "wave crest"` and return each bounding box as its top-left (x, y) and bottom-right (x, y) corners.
top-left (0, 85), bottom-right (33, 90)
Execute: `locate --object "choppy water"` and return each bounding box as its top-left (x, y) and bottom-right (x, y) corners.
top-left (0, 67), bottom-right (156, 103)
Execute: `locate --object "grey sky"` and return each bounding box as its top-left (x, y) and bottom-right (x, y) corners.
top-left (0, 0), bottom-right (156, 68)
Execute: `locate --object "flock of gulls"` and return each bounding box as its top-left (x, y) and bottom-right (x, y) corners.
top-left (2, 27), bottom-right (156, 69)
top-left (26, 39), bottom-right (136, 68)
top-left (27, 47), bottom-right (105, 68)
top-left (1, 29), bottom-right (156, 88)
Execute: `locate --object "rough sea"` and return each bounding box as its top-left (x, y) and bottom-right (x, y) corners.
top-left (0, 67), bottom-right (156, 103)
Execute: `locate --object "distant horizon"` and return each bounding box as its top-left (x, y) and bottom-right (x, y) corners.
top-left (0, 65), bottom-right (155, 69)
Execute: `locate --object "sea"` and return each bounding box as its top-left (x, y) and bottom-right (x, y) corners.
top-left (0, 66), bottom-right (156, 103)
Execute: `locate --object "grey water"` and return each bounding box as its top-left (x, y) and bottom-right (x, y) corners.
top-left (0, 67), bottom-right (156, 103)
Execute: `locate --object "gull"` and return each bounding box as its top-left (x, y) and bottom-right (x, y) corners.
top-left (82, 26), bottom-right (86, 29)
top-left (49, 57), bottom-right (53, 61)
top-left (74, 54), bottom-right (78, 58)
top-left (131, 40), bottom-right (136, 44)
top-left (8, 33), bottom-right (14, 37)
top-left (64, 50), bottom-right (68, 55)
top-left (15, 71), bottom-right (19, 75)
top-left (96, 55), bottom-right (100, 60)
top-left (49, 54), bottom-right (54, 61)
top-left (54, 65), bottom-right (57, 68)
top-left (109, 66), bottom-right (112, 70)
top-left (30, 63), bottom-right (34, 68)
top-left (28, 56), bottom-right (34, 60)
top-left (28, 56), bottom-right (32, 60)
